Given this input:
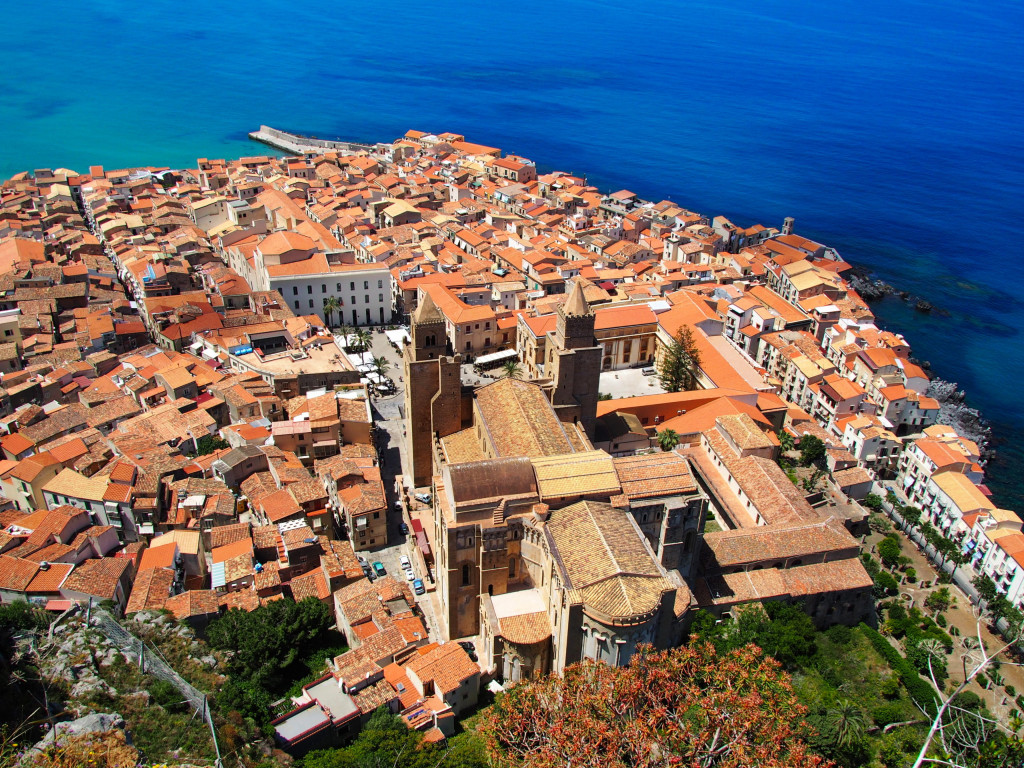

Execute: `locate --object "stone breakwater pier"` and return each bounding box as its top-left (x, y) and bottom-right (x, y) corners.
top-left (248, 125), bottom-right (373, 155)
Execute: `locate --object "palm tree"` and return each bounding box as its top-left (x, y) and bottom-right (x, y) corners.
top-left (657, 428), bottom-right (680, 452)
top-left (501, 359), bottom-right (524, 380)
top-left (371, 355), bottom-right (391, 377)
top-left (355, 328), bottom-right (373, 356)
top-left (337, 323), bottom-right (353, 349)
top-left (777, 429), bottom-right (795, 454)
top-left (323, 296), bottom-right (341, 329)
top-left (827, 699), bottom-right (867, 748)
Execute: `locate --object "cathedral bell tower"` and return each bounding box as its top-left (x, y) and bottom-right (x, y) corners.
top-left (546, 281), bottom-right (602, 435)
top-left (404, 290), bottom-right (462, 487)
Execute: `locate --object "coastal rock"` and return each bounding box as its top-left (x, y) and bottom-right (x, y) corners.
top-left (847, 273), bottom-right (896, 301)
top-left (927, 378), bottom-right (992, 451)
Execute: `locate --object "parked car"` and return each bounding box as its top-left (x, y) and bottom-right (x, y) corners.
top-left (414, 492), bottom-right (432, 504)
top-left (373, 561), bottom-right (386, 577)
top-left (458, 640), bottom-right (478, 662)
top-left (399, 521), bottom-right (409, 535)
top-left (357, 555), bottom-right (369, 567)
top-left (406, 568), bottom-right (416, 581)
top-left (413, 578), bottom-right (425, 595)
top-left (399, 555), bottom-right (411, 569)
top-left (641, 366), bottom-right (656, 376)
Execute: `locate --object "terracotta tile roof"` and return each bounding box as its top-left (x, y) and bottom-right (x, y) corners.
top-left (0, 554), bottom-right (40, 591)
top-left (220, 588), bottom-right (261, 612)
top-left (531, 450), bottom-right (620, 499)
top-left (25, 561), bottom-right (74, 593)
top-left (497, 611), bottom-right (550, 645)
top-left (546, 500), bottom-right (672, 620)
top-left (209, 522), bottom-right (251, 549)
top-left (614, 452), bottom-right (697, 499)
top-left (254, 561), bottom-right (282, 592)
top-left (440, 428), bottom-right (486, 464)
top-left (223, 552), bottom-right (255, 584)
top-left (259, 488), bottom-right (302, 523)
top-left (694, 559), bottom-right (873, 608)
top-left (125, 567), bottom-right (175, 613)
top-left (406, 643), bottom-right (478, 695)
top-left (475, 378), bottom-right (575, 458)
top-left (290, 569), bottom-right (330, 602)
top-left (164, 589), bottom-right (220, 620)
top-left (702, 519), bottom-right (856, 570)
top-left (350, 678), bottom-right (399, 713)
top-left (212, 538), bottom-right (254, 564)
top-left (10, 452), bottom-right (60, 483)
top-left (61, 557), bottom-right (130, 600)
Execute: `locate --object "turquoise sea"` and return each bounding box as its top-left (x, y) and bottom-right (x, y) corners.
top-left (2, 1), bottom-right (1023, 505)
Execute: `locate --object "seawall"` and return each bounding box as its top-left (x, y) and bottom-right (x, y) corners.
top-left (248, 125), bottom-right (374, 155)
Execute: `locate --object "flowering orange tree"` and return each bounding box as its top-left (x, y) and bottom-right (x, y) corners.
top-left (483, 641), bottom-right (833, 768)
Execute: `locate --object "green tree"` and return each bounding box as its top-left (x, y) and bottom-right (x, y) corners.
top-left (798, 435), bottom-right (826, 467)
top-left (207, 597), bottom-right (335, 724)
top-left (658, 325), bottom-right (702, 392)
top-left (354, 328), bottom-right (373, 360)
top-left (878, 536), bottom-right (902, 570)
top-left (337, 322), bottom-right (353, 348)
top-left (323, 295), bottom-right (341, 328)
top-left (777, 429), bottom-right (795, 454)
top-left (862, 493), bottom-right (884, 512)
top-left (735, 601), bottom-right (819, 671)
top-left (196, 434), bottom-right (229, 456)
top-left (901, 504), bottom-right (923, 533)
top-left (371, 355), bottom-right (391, 377)
top-left (973, 574), bottom-right (998, 604)
top-left (656, 428), bottom-right (680, 452)
top-left (925, 587), bottom-right (952, 614)
top-left (828, 699), bottom-right (869, 749)
top-left (501, 358), bottom-right (524, 380)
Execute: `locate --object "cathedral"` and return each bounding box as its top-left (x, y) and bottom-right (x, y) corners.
top-left (402, 282), bottom-right (706, 681)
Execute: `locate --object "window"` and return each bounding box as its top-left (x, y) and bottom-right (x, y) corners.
top-left (292, 286), bottom-right (298, 296)
top-left (309, 300), bottom-right (314, 308)
top-left (509, 559), bottom-right (516, 577)
top-left (364, 281), bottom-right (369, 290)
top-left (336, 282), bottom-right (342, 292)
top-left (294, 301), bottom-right (300, 310)
top-left (321, 284), bottom-right (327, 293)
top-left (379, 294), bottom-right (384, 302)
top-left (365, 295), bottom-right (370, 304)
top-left (350, 282), bottom-right (356, 290)
top-left (373, 512), bottom-right (380, 519)
top-left (462, 564), bottom-right (470, 586)
top-left (377, 279), bottom-right (383, 289)
top-left (307, 285), bottom-right (312, 294)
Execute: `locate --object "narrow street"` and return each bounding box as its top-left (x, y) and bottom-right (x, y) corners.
top-left (352, 328), bottom-right (445, 641)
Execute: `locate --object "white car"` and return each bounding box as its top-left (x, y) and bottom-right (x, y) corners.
top-left (405, 568), bottom-right (416, 581)
top-left (399, 555), bottom-right (411, 569)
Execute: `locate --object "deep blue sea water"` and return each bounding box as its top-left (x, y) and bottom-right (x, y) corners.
top-left (3, 1), bottom-right (1023, 504)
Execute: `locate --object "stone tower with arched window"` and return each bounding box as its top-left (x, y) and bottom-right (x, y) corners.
top-left (547, 281), bottom-right (602, 435)
top-left (404, 290), bottom-right (462, 487)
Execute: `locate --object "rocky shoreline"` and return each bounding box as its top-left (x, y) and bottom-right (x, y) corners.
top-left (846, 266), bottom-right (944, 315)
top-left (846, 266), bottom-right (993, 462)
